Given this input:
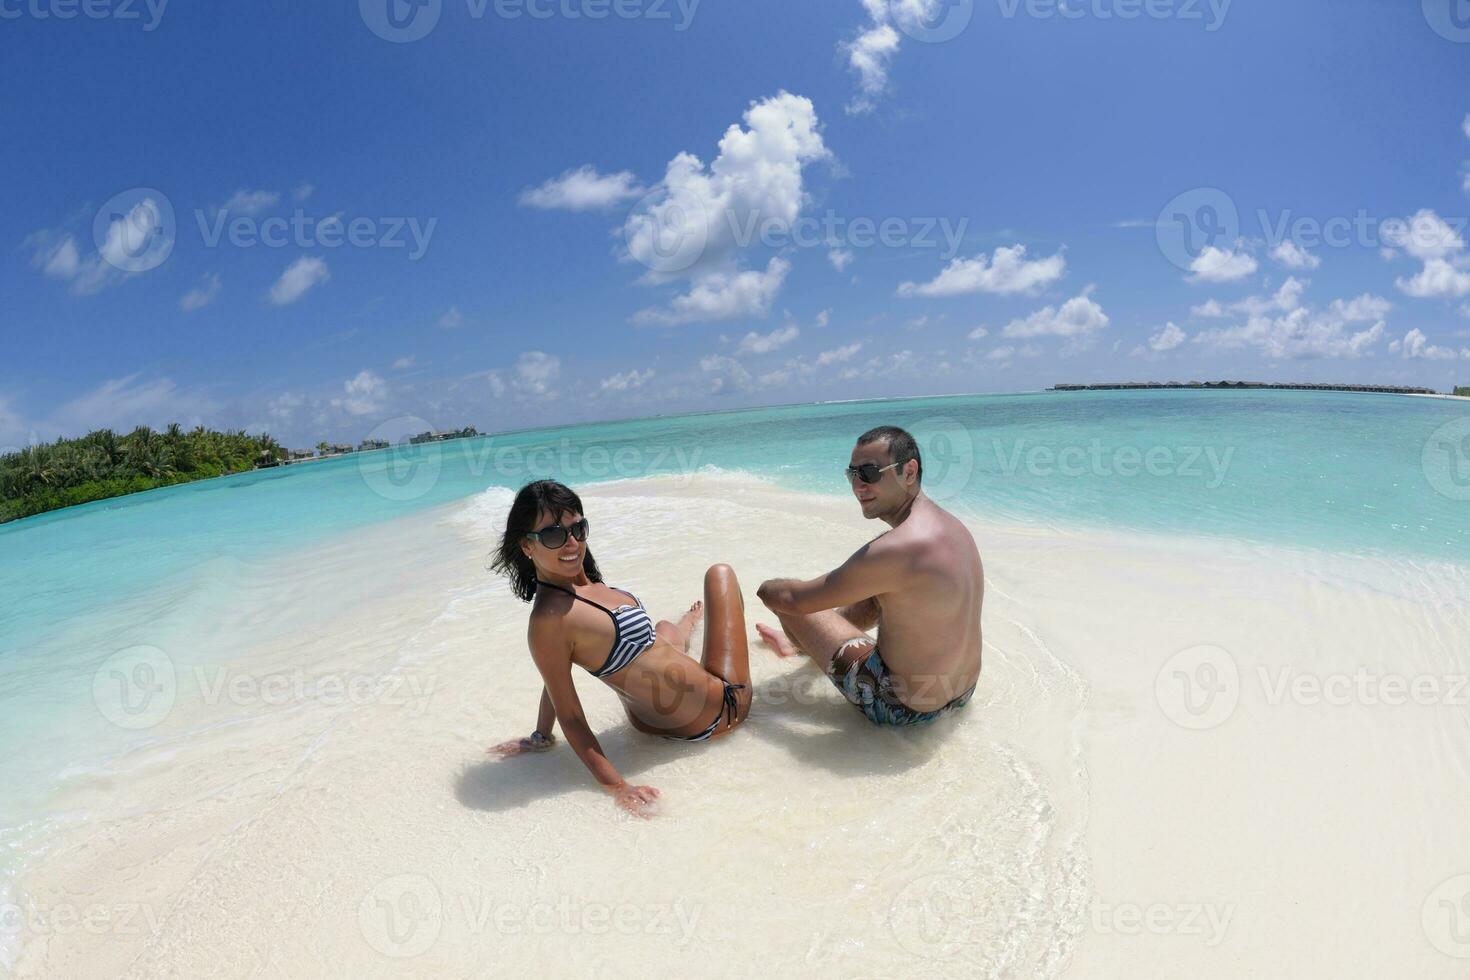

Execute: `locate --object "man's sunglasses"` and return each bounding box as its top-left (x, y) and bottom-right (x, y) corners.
top-left (844, 461), bottom-right (905, 485)
top-left (526, 518), bottom-right (589, 549)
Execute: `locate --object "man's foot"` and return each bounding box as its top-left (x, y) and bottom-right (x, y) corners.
top-left (756, 622), bottom-right (800, 659)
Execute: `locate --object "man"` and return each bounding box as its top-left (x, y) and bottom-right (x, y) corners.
top-left (755, 425), bottom-right (983, 726)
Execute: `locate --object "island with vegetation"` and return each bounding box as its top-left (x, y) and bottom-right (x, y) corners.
top-left (0, 426), bottom-right (283, 524)
top-left (1456, 386), bottom-right (1469, 397)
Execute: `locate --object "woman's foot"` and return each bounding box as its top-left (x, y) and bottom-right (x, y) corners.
top-left (657, 600), bottom-right (705, 652)
top-left (756, 622), bottom-right (800, 659)
top-left (677, 600), bottom-right (704, 636)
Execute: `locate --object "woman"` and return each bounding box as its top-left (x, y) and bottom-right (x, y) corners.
top-left (487, 480), bottom-right (753, 817)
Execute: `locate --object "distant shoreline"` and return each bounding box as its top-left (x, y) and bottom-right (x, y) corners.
top-left (1050, 381), bottom-right (1445, 396)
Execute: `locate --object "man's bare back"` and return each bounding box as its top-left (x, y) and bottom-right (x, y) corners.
top-left (756, 425), bottom-right (984, 724)
top-left (857, 496), bottom-right (983, 710)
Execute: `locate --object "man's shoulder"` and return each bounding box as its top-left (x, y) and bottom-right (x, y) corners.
top-left (893, 503), bottom-right (979, 563)
top-left (868, 515), bottom-right (945, 565)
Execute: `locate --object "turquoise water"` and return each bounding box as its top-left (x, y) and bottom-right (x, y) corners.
top-left (4, 387), bottom-right (1468, 668)
top-left (0, 388), bottom-right (1467, 879)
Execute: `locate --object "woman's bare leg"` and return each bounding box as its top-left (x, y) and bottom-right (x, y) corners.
top-left (700, 563), bottom-right (752, 729)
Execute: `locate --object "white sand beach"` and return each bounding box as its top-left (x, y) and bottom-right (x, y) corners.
top-left (8, 472), bottom-right (1470, 978)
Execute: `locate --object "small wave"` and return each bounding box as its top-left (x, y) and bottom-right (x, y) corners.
top-left (447, 486), bottom-right (516, 538)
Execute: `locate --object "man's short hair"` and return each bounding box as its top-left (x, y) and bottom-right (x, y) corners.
top-left (857, 425), bottom-right (922, 483)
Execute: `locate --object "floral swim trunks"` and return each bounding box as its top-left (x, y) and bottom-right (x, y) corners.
top-left (825, 638), bottom-right (976, 727)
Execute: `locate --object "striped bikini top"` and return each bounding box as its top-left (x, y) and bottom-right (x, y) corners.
top-left (535, 580), bottom-right (657, 677)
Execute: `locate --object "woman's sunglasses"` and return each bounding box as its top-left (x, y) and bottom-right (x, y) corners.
top-left (526, 518), bottom-right (589, 549)
top-left (844, 461), bottom-right (903, 485)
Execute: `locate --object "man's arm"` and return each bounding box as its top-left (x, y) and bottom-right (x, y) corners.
top-left (757, 539), bottom-right (906, 616)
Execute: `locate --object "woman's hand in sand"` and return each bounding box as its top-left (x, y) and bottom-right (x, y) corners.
top-left (610, 783), bottom-right (660, 818)
top-left (486, 732), bottom-right (555, 759)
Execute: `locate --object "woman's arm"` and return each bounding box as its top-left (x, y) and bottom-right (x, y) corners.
top-left (486, 685), bottom-right (559, 758)
top-left (527, 616), bottom-right (660, 817)
top-left (535, 686), bottom-right (556, 737)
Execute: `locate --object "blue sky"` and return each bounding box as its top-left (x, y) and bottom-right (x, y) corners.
top-left (3, 0), bottom-right (1469, 448)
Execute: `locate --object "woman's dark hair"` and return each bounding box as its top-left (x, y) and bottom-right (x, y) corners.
top-left (491, 480), bottom-right (604, 602)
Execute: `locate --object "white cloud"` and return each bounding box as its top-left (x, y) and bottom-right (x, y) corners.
top-left (1149, 322), bottom-right (1187, 352)
top-left (1380, 209), bottom-right (1470, 299)
top-left (1188, 246), bottom-right (1258, 283)
top-left (599, 368), bottom-right (656, 392)
top-left (737, 323), bottom-right (799, 355)
top-left (842, 1), bottom-right (955, 113)
top-left (1270, 240), bottom-right (1321, 270)
top-left (439, 306), bottom-right (464, 328)
top-left (294, 183), bottom-right (315, 203)
top-left (624, 92), bottom-right (828, 324)
top-left (1396, 257), bottom-right (1470, 299)
top-left (514, 351), bottom-right (561, 399)
top-left (1242, 277), bottom-right (1306, 315)
top-left (1002, 292), bottom-right (1110, 339)
top-left (52, 374), bottom-right (217, 436)
top-left (897, 244), bottom-right (1066, 298)
top-left (218, 189), bottom-right (281, 216)
top-left (94, 199), bottom-right (163, 275)
top-left (1327, 294), bottom-right (1392, 322)
top-left (265, 392), bottom-right (304, 428)
top-left (700, 354), bottom-right (753, 395)
top-left (844, 21), bottom-right (901, 114)
top-left (828, 248), bottom-right (854, 273)
top-left (392, 355), bottom-right (416, 370)
top-left (520, 165), bottom-right (645, 212)
top-left (27, 197), bottom-right (171, 296)
top-left (1383, 209), bottom-right (1465, 261)
top-left (815, 308), bottom-right (831, 328)
top-left (180, 273), bottom-right (222, 312)
top-left (268, 256), bottom-right (329, 305)
top-left (835, 348), bottom-right (927, 382)
top-left (625, 92), bottom-right (829, 280)
top-left (816, 341), bottom-right (864, 365)
top-left (5, 376), bottom-right (228, 445)
top-left (967, 325), bottom-right (989, 341)
top-left (38, 197), bottom-right (173, 296)
top-left (633, 257), bottom-right (791, 326)
top-left (1195, 277), bottom-right (1308, 319)
top-left (332, 370), bottom-right (387, 417)
top-left (757, 367), bottom-right (793, 387)
top-left (1194, 282), bottom-right (1388, 359)
top-left (36, 236), bottom-right (80, 279)
top-left (1390, 328), bottom-right (1460, 360)
top-left (0, 393), bottom-right (29, 448)
top-left (1463, 114), bottom-right (1470, 140)
top-left (903, 315), bottom-right (928, 332)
